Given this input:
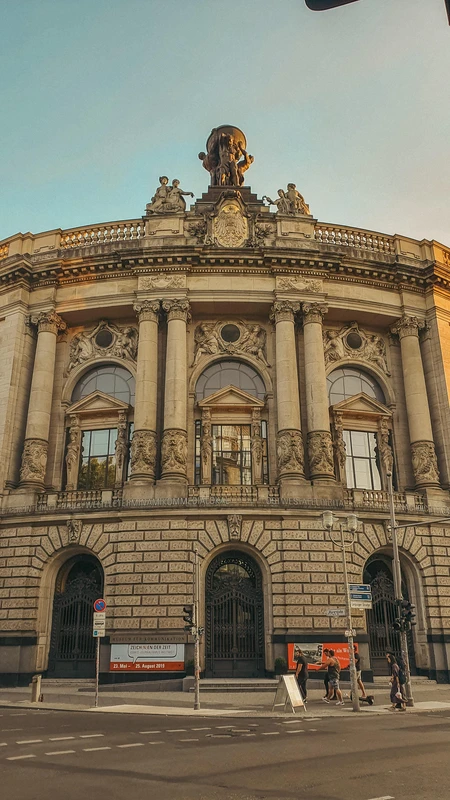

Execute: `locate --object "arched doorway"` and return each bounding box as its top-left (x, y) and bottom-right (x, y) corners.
top-left (205, 550), bottom-right (265, 678)
top-left (364, 556), bottom-right (416, 676)
top-left (47, 555), bottom-right (103, 678)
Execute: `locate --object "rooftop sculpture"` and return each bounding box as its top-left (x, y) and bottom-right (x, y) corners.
top-left (198, 125), bottom-right (254, 187)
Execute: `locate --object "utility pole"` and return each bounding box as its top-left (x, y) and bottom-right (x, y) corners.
top-left (386, 472), bottom-right (414, 707)
top-left (193, 546), bottom-right (201, 711)
top-left (323, 511), bottom-right (360, 712)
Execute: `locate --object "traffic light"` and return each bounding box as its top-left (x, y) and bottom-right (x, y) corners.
top-left (393, 618), bottom-right (403, 632)
top-left (305, 1), bottom-right (359, 8)
top-left (400, 600), bottom-right (416, 630)
top-left (183, 604), bottom-right (194, 632)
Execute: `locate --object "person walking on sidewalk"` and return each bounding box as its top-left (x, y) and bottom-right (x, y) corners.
top-left (294, 647), bottom-right (309, 703)
top-left (354, 645), bottom-right (367, 699)
top-left (320, 649), bottom-right (344, 705)
top-left (386, 652), bottom-right (406, 711)
top-left (320, 648), bottom-right (336, 700)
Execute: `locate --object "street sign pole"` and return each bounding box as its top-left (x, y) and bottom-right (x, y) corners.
top-left (193, 547), bottom-right (200, 711)
top-left (94, 636), bottom-right (100, 708)
top-left (338, 522), bottom-right (360, 713)
top-left (92, 599), bottom-right (106, 709)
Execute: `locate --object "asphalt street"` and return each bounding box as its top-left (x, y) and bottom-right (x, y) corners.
top-left (1, 706), bottom-right (449, 800)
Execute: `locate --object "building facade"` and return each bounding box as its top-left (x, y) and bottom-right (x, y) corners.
top-left (1, 125), bottom-right (450, 685)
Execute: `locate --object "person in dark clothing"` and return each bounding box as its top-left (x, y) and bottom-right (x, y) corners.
top-left (294, 648), bottom-right (309, 702)
top-left (386, 652), bottom-right (406, 711)
top-left (321, 648), bottom-right (337, 700)
top-left (354, 645), bottom-right (367, 698)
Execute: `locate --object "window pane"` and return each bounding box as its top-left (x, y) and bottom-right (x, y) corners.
top-left (350, 431), bottom-right (370, 458)
top-left (90, 430), bottom-right (110, 456)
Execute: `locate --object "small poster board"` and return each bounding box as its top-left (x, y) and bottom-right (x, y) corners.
top-left (272, 675), bottom-right (305, 714)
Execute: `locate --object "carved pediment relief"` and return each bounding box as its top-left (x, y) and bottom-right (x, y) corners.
top-left (323, 322), bottom-right (390, 375)
top-left (66, 390), bottom-right (130, 417)
top-left (332, 392), bottom-right (391, 418)
top-left (67, 320), bottom-right (138, 374)
top-left (198, 385), bottom-right (265, 409)
top-left (193, 320), bottom-right (269, 367)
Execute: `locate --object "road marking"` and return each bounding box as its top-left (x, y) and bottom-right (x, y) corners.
top-left (262, 731), bottom-right (280, 736)
top-left (166, 729), bottom-right (186, 732)
top-left (0, 743), bottom-right (7, 747)
top-left (45, 750), bottom-right (76, 756)
top-left (190, 727), bottom-right (211, 731)
top-left (11, 713), bottom-right (27, 717)
top-left (49, 736), bottom-right (75, 741)
top-left (83, 746), bottom-right (111, 752)
top-left (366, 797), bottom-right (394, 800)
top-left (16, 739), bottom-right (43, 744)
top-left (148, 741), bottom-right (164, 745)
top-left (286, 729), bottom-right (305, 734)
top-left (242, 733), bottom-right (256, 737)
top-left (178, 738), bottom-right (199, 742)
top-left (117, 742), bottom-right (145, 748)
top-left (7, 754), bottom-right (36, 761)
top-left (80, 734), bottom-right (104, 739)
top-left (215, 725), bottom-right (233, 729)
top-left (230, 729), bottom-right (250, 733)
top-left (139, 730), bottom-right (161, 734)
top-left (1, 728), bottom-right (22, 732)
top-left (281, 720), bottom-right (302, 725)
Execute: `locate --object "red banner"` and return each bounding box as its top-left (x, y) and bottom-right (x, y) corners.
top-left (110, 661), bottom-right (184, 672)
top-left (287, 642), bottom-right (358, 671)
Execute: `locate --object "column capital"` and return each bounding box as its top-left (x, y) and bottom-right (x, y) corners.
top-left (162, 298), bottom-right (191, 323)
top-left (30, 310), bottom-right (67, 335)
top-left (270, 300), bottom-right (300, 324)
top-left (302, 302), bottom-right (328, 325)
top-left (390, 315), bottom-right (426, 340)
top-left (133, 299), bottom-right (161, 323)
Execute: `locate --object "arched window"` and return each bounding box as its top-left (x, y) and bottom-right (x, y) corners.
top-left (195, 360), bottom-right (266, 401)
top-left (327, 367), bottom-right (385, 406)
top-left (72, 365), bottom-right (135, 406)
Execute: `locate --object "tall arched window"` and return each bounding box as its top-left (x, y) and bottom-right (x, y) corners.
top-left (195, 360), bottom-right (266, 402)
top-left (72, 365), bottom-right (135, 406)
top-left (327, 367), bottom-right (385, 406)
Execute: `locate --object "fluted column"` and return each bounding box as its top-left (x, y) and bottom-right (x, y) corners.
top-left (160, 298), bottom-right (191, 484)
top-left (129, 300), bottom-right (160, 482)
top-left (391, 315), bottom-right (439, 487)
top-left (270, 301), bottom-right (305, 484)
top-left (302, 302), bottom-right (335, 481)
top-left (19, 310), bottom-right (66, 489)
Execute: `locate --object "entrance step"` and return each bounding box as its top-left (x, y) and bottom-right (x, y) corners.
top-left (372, 675), bottom-right (436, 686)
top-left (41, 678), bottom-right (96, 689)
top-left (192, 679), bottom-right (279, 693)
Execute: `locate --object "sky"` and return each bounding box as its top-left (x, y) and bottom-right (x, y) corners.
top-left (1, 0), bottom-right (450, 245)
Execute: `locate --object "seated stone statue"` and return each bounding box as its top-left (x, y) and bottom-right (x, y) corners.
top-left (146, 177), bottom-right (193, 214)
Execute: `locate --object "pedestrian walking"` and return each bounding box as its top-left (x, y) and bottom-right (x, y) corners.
top-left (386, 652), bottom-right (406, 711)
top-left (320, 648), bottom-right (344, 705)
top-left (354, 645), bottom-right (367, 699)
top-left (320, 648), bottom-right (336, 700)
top-left (294, 647), bottom-right (309, 703)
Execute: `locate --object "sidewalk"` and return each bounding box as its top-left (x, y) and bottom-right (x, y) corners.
top-left (2, 680), bottom-right (450, 718)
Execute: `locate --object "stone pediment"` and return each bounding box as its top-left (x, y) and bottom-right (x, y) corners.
top-left (66, 391), bottom-right (130, 416)
top-left (332, 392), bottom-right (391, 417)
top-left (198, 385), bottom-right (265, 409)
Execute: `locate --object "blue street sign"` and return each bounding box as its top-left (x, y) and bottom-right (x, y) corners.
top-left (349, 584), bottom-right (371, 593)
top-left (349, 593), bottom-right (372, 601)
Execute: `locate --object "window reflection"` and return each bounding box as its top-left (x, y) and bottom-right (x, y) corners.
top-left (196, 360), bottom-right (265, 401)
top-left (327, 367), bottom-right (384, 406)
top-left (344, 430), bottom-right (382, 490)
top-left (72, 366), bottom-right (135, 406)
top-left (78, 428), bottom-right (118, 490)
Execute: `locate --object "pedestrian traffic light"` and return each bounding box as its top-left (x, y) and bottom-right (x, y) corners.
top-left (393, 618), bottom-right (403, 632)
top-left (305, 1), bottom-right (359, 8)
top-left (183, 604), bottom-right (194, 632)
top-left (400, 600), bottom-right (416, 629)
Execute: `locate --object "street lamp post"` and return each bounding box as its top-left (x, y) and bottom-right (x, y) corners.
top-left (322, 511), bottom-right (361, 713)
top-left (386, 472), bottom-right (414, 707)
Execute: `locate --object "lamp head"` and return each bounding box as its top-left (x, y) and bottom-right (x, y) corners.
top-left (322, 510), bottom-right (334, 530)
top-left (346, 514), bottom-right (358, 533)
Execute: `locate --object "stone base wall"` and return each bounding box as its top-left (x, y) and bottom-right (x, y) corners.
top-left (1, 511), bottom-right (450, 682)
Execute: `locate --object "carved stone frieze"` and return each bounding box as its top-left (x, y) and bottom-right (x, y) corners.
top-left (133, 299), bottom-right (161, 323)
top-left (411, 440), bottom-right (440, 485)
top-left (68, 320), bottom-right (138, 373)
top-left (302, 302), bottom-right (328, 325)
top-left (227, 514), bottom-right (243, 540)
top-left (270, 300), bottom-right (301, 324)
top-left (193, 320), bottom-right (269, 367)
top-left (29, 310), bottom-right (67, 335)
top-left (213, 201), bottom-right (248, 248)
top-left (67, 519), bottom-right (82, 544)
top-left (130, 429), bottom-right (157, 478)
top-left (323, 321), bottom-right (390, 375)
top-left (162, 298), bottom-right (191, 323)
top-left (20, 438), bottom-right (48, 484)
top-left (307, 431), bottom-right (334, 477)
top-left (277, 276), bottom-right (323, 293)
top-left (138, 274), bottom-right (186, 290)
top-left (161, 428), bottom-right (188, 474)
top-left (390, 315), bottom-right (426, 340)
top-left (276, 429), bottom-right (304, 475)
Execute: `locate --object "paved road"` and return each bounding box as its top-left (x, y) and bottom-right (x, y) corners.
top-left (1, 706), bottom-right (449, 800)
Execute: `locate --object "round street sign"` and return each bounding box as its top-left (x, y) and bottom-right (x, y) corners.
top-left (94, 598), bottom-right (106, 612)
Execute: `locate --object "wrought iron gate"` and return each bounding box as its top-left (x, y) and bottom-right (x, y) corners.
top-left (366, 570), bottom-right (416, 676)
top-left (205, 552), bottom-right (265, 678)
top-left (47, 565), bottom-right (102, 678)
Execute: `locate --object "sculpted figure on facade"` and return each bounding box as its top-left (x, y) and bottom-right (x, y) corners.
top-left (307, 431), bottom-right (334, 477)
top-left (114, 413), bottom-right (128, 485)
top-left (227, 514), bottom-right (243, 540)
top-left (19, 439), bottom-right (48, 484)
top-left (411, 441), bottom-right (440, 485)
top-left (323, 322), bottom-right (390, 375)
top-left (130, 430), bottom-right (157, 478)
top-left (277, 430), bottom-right (304, 474)
top-left (146, 177), bottom-right (194, 214)
top-left (193, 320), bottom-right (269, 367)
top-left (199, 126), bottom-right (253, 187)
top-left (67, 321), bottom-right (138, 373)
top-left (200, 411), bottom-right (213, 484)
top-left (65, 415), bottom-right (81, 490)
top-left (333, 413), bottom-right (347, 474)
top-left (161, 429), bottom-right (188, 472)
top-left (66, 519), bottom-right (82, 544)
top-left (378, 418), bottom-right (393, 473)
top-left (263, 183), bottom-right (310, 216)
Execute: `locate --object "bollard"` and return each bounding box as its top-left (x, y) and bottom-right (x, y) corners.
top-left (30, 674), bottom-right (42, 703)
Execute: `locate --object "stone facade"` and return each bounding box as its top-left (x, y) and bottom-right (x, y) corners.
top-left (1, 128), bottom-right (450, 684)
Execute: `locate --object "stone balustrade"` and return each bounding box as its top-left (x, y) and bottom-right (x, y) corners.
top-left (60, 220), bottom-right (144, 249)
top-left (315, 223), bottom-right (395, 254)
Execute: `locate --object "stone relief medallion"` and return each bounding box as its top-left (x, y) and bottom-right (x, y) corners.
top-left (276, 429), bottom-right (304, 475)
top-left (411, 441), bottom-right (440, 485)
top-left (214, 202), bottom-right (248, 248)
top-left (307, 431), bottom-right (335, 477)
top-left (161, 429), bottom-right (188, 474)
top-left (139, 273), bottom-right (186, 290)
top-left (192, 320), bottom-right (269, 366)
top-left (130, 430), bottom-right (157, 477)
top-left (323, 321), bottom-right (390, 375)
top-left (277, 276), bottom-right (323, 293)
top-left (20, 438), bottom-right (48, 483)
top-left (67, 320), bottom-right (138, 374)
top-left (67, 519), bottom-right (82, 544)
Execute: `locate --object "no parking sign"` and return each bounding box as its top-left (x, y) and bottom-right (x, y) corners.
top-left (94, 598), bottom-right (106, 612)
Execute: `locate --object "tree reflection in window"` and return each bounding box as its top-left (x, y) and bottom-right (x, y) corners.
top-left (78, 428), bottom-right (117, 490)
